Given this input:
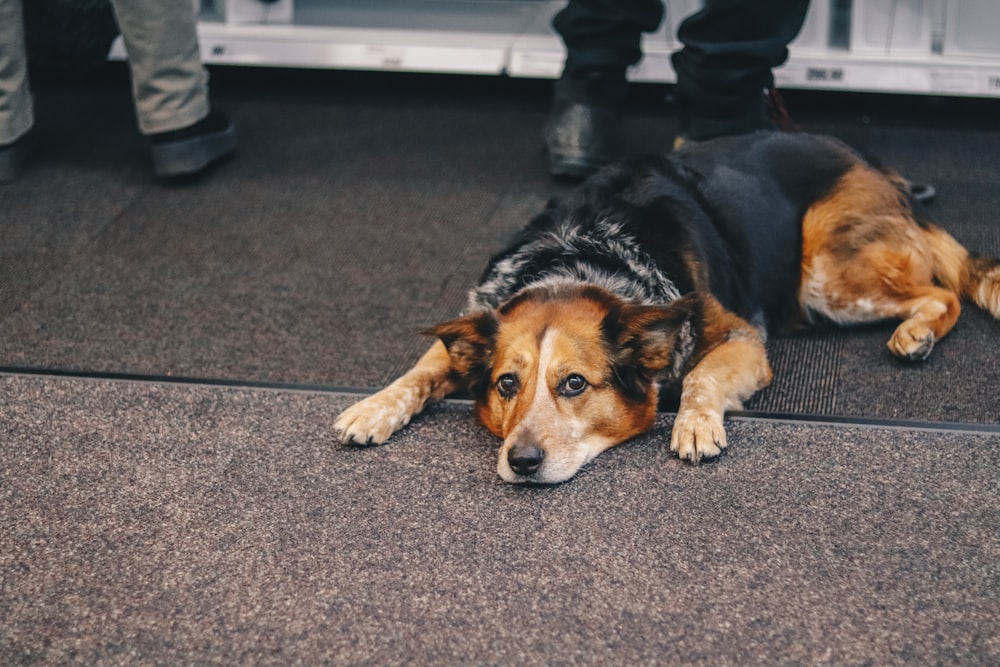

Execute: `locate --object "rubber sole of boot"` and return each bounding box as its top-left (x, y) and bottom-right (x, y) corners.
top-left (0, 140), bottom-right (27, 183)
top-left (546, 151), bottom-right (604, 179)
top-left (151, 123), bottom-right (237, 177)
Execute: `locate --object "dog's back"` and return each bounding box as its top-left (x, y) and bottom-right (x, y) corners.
top-left (475, 132), bottom-right (863, 334)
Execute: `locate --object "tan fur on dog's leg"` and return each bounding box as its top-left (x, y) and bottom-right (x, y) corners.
top-left (335, 341), bottom-right (456, 445)
top-left (671, 301), bottom-right (773, 462)
top-left (886, 286), bottom-right (960, 360)
top-left (671, 336), bottom-right (772, 461)
top-left (799, 165), bottom-right (992, 361)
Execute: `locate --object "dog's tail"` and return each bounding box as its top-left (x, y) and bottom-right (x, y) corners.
top-left (923, 224), bottom-right (1000, 318)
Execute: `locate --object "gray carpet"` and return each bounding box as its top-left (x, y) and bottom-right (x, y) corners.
top-left (3, 65), bottom-right (999, 666)
top-left (2, 373), bottom-right (998, 665)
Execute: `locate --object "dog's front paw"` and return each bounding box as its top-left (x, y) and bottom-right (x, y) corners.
top-left (670, 408), bottom-right (727, 462)
top-left (334, 390), bottom-right (416, 446)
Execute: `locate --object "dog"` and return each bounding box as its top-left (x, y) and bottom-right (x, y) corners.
top-left (335, 131), bottom-right (1000, 484)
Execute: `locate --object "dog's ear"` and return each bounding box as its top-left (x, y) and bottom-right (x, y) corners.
top-left (604, 294), bottom-right (697, 398)
top-left (426, 312), bottom-right (498, 395)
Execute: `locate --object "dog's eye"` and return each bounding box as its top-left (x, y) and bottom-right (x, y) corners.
top-left (496, 373), bottom-right (520, 398)
top-left (559, 374), bottom-right (588, 397)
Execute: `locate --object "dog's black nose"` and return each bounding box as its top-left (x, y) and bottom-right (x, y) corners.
top-left (508, 445), bottom-right (545, 476)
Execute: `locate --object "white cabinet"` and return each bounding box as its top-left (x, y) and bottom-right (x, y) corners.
top-left (111, 1), bottom-right (1000, 98)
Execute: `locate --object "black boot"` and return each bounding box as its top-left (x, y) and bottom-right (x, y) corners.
top-left (149, 109), bottom-right (236, 178)
top-left (544, 68), bottom-right (628, 179)
top-left (0, 134), bottom-right (30, 184)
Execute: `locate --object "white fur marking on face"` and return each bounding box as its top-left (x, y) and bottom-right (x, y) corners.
top-left (532, 327), bottom-right (558, 408)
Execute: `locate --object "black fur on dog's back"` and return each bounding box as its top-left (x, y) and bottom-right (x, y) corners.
top-left (668, 132), bottom-right (860, 328)
top-left (472, 132), bottom-right (861, 334)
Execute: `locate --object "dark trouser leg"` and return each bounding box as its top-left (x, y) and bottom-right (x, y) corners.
top-left (671, 0), bottom-right (809, 141)
top-left (553, 0), bottom-right (664, 104)
top-left (545, 0), bottom-right (664, 178)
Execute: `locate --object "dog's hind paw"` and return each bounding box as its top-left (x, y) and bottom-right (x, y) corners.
top-left (670, 408), bottom-right (727, 462)
top-left (334, 391), bottom-right (415, 446)
top-left (888, 321), bottom-right (935, 361)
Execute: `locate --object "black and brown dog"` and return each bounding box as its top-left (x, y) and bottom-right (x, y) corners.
top-left (336, 132), bottom-right (1000, 484)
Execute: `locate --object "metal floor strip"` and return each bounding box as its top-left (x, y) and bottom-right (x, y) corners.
top-left (4, 365), bottom-right (998, 435)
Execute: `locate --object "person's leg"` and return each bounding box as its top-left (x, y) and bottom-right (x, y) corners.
top-left (546, 0), bottom-right (664, 178)
top-left (554, 0), bottom-right (664, 93)
top-left (671, 0), bottom-right (809, 143)
top-left (110, 0), bottom-right (235, 176)
top-left (0, 0), bottom-right (34, 181)
top-left (110, 0), bottom-right (208, 133)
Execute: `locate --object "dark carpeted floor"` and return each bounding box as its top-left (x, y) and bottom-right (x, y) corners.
top-left (1, 64), bottom-right (999, 664)
top-left (2, 374), bottom-right (998, 665)
top-left (1, 65), bottom-right (999, 424)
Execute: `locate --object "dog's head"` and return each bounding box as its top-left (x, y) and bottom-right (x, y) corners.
top-left (432, 284), bottom-right (695, 484)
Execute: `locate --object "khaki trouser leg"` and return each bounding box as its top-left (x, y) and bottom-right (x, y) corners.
top-left (0, 0), bottom-right (34, 146)
top-left (110, 0), bottom-right (210, 135)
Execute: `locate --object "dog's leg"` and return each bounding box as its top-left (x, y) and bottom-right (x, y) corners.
top-left (671, 308), bottom-right (773, 462)
top-left (803, 246), bottom-right (961, 361)
top-left (800, 163), bottom-right (968, 361)
top-left (334, 341), bottom-right (456, 445)
top-left (885, 286), bottom-right (960, 361)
